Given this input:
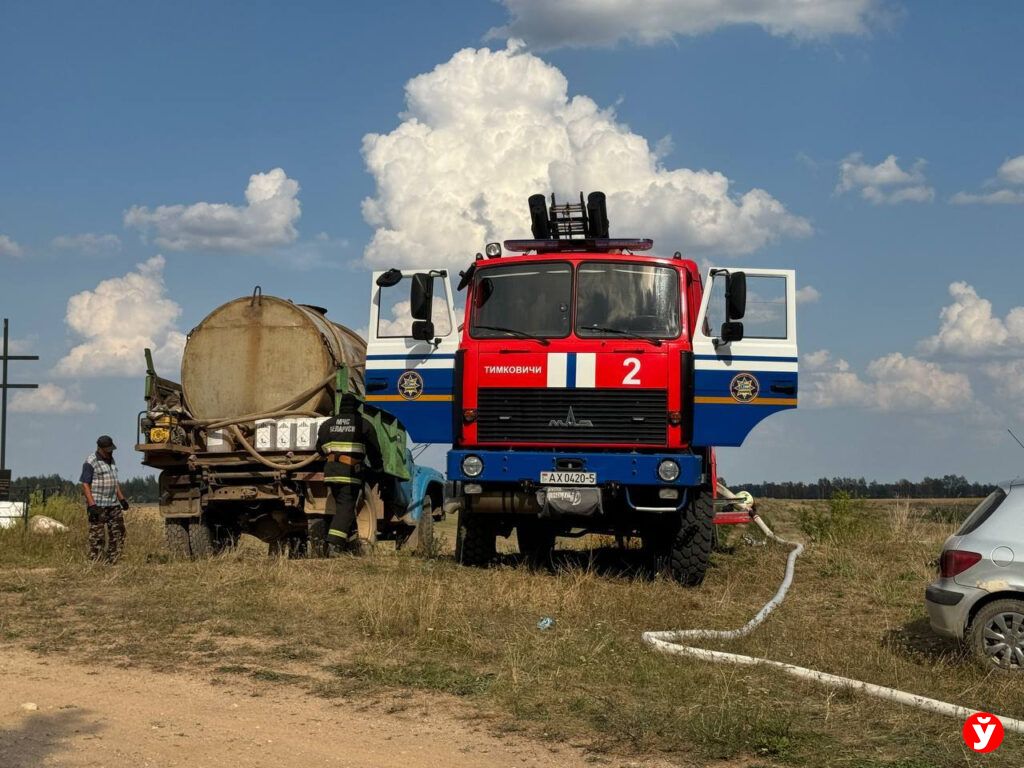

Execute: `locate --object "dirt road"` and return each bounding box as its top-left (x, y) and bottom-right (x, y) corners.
top-left (0, 648), bottom-right (606, 768)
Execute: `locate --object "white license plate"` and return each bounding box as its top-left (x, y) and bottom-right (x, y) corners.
top-left (540, 471), bottom-right (597, 485)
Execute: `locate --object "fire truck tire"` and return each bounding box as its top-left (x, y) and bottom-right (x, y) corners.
top-left (188, 520), bottom-right (216, 559)
top-left (164, 520), bottom-right (191, 559)
top-left (455, 511), bottom-right (495, 567)
top-left (668, 492), bottom-right (715, 586)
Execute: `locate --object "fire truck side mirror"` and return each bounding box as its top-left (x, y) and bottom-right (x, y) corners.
top-left (717, 321), bottom-right (744, 346)
top-left (411, 320), bottom-right (435, 341)
top-left (726, 271), bottom-right (746, 320)
top-left (410, 273), bottom-right (434, 321)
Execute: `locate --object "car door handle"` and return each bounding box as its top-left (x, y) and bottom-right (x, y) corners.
top-left (770, 384), bottom-right (797, 395)
top-left (366, 378), bottom-right (389, 392)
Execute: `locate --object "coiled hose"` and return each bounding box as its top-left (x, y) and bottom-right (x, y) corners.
top-left (642, 515), bottom-right (1024, 733)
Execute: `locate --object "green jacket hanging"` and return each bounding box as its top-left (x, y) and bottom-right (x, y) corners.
top-left (358, 402), bottom-right (411, 481)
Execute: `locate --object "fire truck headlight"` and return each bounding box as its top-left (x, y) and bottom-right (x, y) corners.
top-left (657, 459), bottom-right (680, 482)
top-left (461, 455), bottom-right (484, 478)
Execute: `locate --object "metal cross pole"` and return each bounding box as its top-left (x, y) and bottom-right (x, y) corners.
top-left (1, 318), bottom-right (39, 473)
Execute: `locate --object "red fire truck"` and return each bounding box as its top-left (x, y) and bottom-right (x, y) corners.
top-left (364, 193), bottom-right (798, 584)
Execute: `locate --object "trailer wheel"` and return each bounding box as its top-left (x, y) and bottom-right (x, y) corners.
top-left (668, 491), bottom-right (715, 586)
top-left (188, 520), bottom-right (216, 559)
top-left (164, 520), bottom-right (191, 559)
top-left (455, 509), bottom-right (495, 567)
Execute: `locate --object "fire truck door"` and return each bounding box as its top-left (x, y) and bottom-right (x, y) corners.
top-left (365, 269), bottom-right (458, 443)
top-left (690, 268), bottom-right (798, 447)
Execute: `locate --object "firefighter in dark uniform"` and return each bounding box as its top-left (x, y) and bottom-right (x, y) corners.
top-left (316, 392), bottom-right (370, 551)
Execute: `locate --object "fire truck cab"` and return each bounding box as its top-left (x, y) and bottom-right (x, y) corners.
top-left (366, 192), bottom-right (798, 584)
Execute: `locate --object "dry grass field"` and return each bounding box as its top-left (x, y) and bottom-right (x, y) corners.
top-left (1, 494), bottom-right (1021, 766)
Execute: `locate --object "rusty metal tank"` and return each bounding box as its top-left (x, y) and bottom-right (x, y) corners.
top-left (181, 291), bottom-right (366, 421)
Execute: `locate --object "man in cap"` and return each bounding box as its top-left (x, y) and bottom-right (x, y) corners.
top-left (80, 435), bottom-right (130, 563)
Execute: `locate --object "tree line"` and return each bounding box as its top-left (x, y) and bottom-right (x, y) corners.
top-left (11, 474), bottom-right (160, 502)
top-left (729, 474), bottom-right (997, 500)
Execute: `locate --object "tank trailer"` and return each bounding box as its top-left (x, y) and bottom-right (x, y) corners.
top-left (136, 289), bottom-right (445, 557)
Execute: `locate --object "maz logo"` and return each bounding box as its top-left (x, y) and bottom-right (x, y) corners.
top-left (548, 406), bottom-right (594, 428)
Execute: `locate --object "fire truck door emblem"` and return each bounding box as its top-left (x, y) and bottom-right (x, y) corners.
top-left (729, 373), bottom-right (759, 403)
top-left (397, 370), bottom-right (424, 400)
top-left (548, 406), bottom-right (594, 428)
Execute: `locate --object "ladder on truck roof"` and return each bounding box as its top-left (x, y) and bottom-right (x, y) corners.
top-left (505, 191), bottom-right (653, 253)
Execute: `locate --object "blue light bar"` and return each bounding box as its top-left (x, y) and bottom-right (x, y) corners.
top-left (503, 238), bottom-right (654, 253)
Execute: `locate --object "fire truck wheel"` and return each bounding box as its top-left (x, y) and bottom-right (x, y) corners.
top-left (455, 510), bottom-right (495, 567)
top-left (188, 520), bottom-right (216, 559)
top-left (668, 492), bottom-right (715, 586)
top-left (164, 520), bottom-right (191, 559)
top-left (517, 520), bottom-right (556, 569)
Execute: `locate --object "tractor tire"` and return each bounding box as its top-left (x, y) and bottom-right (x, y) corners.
top-left (164, 520), bottom-right (191, 559)
top-left (187, 520), bottom-right (216, 559)
top-left (517, 519), bottom-right (556, 569)
top-left (668, 492), bottom-right (715, 586)
top-left (455, 509), bottom-right (495, 567)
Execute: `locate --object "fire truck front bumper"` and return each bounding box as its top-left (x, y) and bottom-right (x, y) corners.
top-left (446, 449), bottom-right (703, 488)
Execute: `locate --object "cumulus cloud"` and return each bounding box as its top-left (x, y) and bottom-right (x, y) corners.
top-left (124, 168), bottom-right (301, 251)
top-left (918, 282), bottom-right (1024, 358)
top-left (983, 360), bottom-right (1024, 400)
top-left (951, 155), bottom-right (1024, 205)
top-left (54, 255), bottom-right (186, 377)
top-left (10, 384), bottom-right (96, 414)
top-left (52, 232), bottom-right (122, 254)
top-left (836, 153), bottom-right (934, 205)
top-left (803, 348), bottom-right (848, 372)
top-left (362, 43), bottom-right (810, 271)
top-left (997, 154), bottom-right (1024, 185)
top-left (950, 190), bottom-right (1024, 205)
top-left (490, 0), bottom-right (886, 49)
top-left (0, 234), bottom-right (24, 258)
top-left (795, 285), bottom-right (820, 304)
top-left (804, 351), bottom-right (971, 412)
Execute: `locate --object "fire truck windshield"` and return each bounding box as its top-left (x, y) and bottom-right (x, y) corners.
top-left (470, 263), bottom-right (572, 339)
top-left (576, 263), bottom-right (680, 339)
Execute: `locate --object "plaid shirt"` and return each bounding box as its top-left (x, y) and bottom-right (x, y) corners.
top-left (81, 453), bottom-right (119, 506)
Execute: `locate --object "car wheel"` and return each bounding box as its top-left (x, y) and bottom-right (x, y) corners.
top-left (970, 598), bottom-right (1024, 672)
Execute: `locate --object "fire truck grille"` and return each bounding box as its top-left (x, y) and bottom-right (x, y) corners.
top-left (476, 388), bottom-right (667, 445)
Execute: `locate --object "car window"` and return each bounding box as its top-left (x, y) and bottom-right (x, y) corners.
top-left (957, 489), bottom-right (1008, 536)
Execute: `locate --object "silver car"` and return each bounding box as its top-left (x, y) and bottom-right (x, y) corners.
top-left (925, 479), bottom-right (1024, 671)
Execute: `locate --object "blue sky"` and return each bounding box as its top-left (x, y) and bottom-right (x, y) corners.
top-left (2, 1), bottom-right (1023, 483)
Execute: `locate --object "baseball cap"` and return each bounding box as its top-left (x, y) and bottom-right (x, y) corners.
top-left (96, 435), bottom-right (117, 450)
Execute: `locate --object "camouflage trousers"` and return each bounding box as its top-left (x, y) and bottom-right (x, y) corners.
top-left (88, 506), bottom-right (126, 564)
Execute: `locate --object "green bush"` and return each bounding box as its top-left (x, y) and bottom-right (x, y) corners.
top-left (798, 491), bottom-right (864, 543)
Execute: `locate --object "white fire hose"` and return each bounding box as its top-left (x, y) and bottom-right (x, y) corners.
top-left (642, 488), bottom-right (1024, 734)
